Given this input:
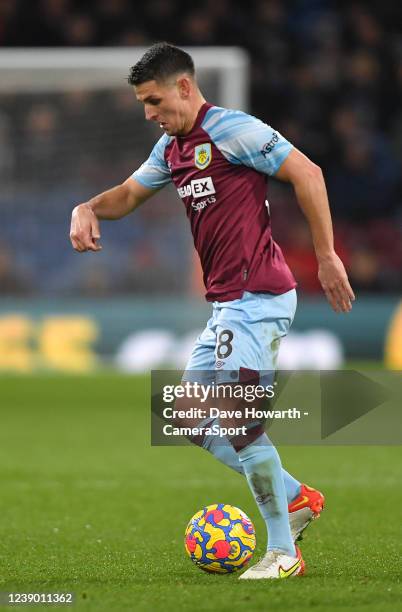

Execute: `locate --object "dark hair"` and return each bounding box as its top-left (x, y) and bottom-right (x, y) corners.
top-left (128, 42), bottom-right (195, 86)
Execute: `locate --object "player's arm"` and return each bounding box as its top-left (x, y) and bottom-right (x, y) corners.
top-left (70, 178), bottom-right (155, 252)
top-left (275, 148), bottom-right (355, 313)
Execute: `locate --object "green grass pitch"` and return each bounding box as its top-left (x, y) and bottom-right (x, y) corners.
top-left (0, 373), bottom-right (401, 611)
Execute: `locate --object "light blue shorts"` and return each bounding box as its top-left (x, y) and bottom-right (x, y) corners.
top-left (183, 289), bottom-right (297, 385)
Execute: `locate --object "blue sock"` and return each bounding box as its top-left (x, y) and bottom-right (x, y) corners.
top-left (203, 424), bottom-right (301, 503)
top-left (237, 439), bottom-right (296, 556)
top-left (281, 468), bottom-right (302, 503)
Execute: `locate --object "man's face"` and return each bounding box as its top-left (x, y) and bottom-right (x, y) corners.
top-left (134, 78), bottom-right (190, 136)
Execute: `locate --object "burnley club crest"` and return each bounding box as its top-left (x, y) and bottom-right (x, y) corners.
top-left (194, 143), bottom-right (212, 169)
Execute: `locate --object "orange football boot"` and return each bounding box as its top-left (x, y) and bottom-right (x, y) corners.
top-left (288, 484), bottom-right (325, 542)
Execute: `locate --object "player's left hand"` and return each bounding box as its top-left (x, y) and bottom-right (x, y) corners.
top-left (317, 251), bottom-right (355, 313)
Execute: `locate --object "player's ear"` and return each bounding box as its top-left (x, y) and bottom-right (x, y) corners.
top-left (177, 76), bottom-right (191, 99)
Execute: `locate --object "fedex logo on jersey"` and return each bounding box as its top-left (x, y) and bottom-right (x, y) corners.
top-left (177, 176), bottom-right (216, 199)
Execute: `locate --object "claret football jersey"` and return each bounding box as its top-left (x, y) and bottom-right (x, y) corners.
top-left (132, 102), bottom-right (297, 302)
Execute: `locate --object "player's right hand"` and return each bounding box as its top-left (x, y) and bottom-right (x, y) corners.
top-left (70, 203), bottom-right (102, 252)
top-left (318, 251), bottom-right (355, 313)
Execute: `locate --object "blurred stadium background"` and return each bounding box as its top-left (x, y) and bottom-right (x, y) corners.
top-left (0, 0), bottom-right (401, 372)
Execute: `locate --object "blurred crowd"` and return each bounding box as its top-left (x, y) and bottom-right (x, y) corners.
top-left (0, 0), bottom-right (401, 295)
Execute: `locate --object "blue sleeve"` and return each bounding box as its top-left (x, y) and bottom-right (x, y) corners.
top-left (131, 134), bottom-right (172, 189)
top-left (202, 107), bottom-right (293, 176)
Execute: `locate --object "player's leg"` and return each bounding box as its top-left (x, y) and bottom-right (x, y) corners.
top-left (213, 290), bottom-right (323, 548)
top-left (213, 290), bottom-right (322, 577)
top-left (218, 390), bottom-right (296, 558)
top-left (213, 291), bottom-right (297, 560)
top-left (178, 292), bottom-right (302, 509)
top-left (201, 417), bottom-right (323, 542)
top-left (179, 305), bottom-right (302, 504)
top-left (203, 424), bottom-right (300, 499)
top-left (170, 297), bottom-right (321, 553)
top-left (168, 298), bottom-right (321, 563)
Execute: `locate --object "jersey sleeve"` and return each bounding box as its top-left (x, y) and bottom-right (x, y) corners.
top-left (131, 134), bottom-right (172, 189)
top-left (202, 107), bottom-right (293, 176)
